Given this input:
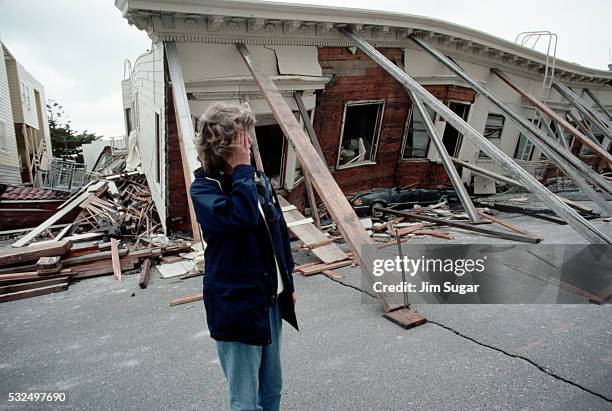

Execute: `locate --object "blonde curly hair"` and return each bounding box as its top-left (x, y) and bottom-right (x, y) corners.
top-left (195, 102), bottom-right (256, 173)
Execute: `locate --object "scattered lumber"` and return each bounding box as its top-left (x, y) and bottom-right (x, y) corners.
top-left (477, 211), bottom-right (541, 240)
top-left (378, 207), bottom-right (541, 244)
top-left (297, 259), bottom-right (355, 276)
top-left (0, 277), bottom-right (69, 303)
top-left (36, 256), bottom-right (63, 275)
top-left (138, 258), bottom-right (152, 289)
top-left (170, 292), bottom-right (203, 306)
top-left (0, 239), bottom-right (72, 266)
top-left (110, 238), bottom-right (122, 282)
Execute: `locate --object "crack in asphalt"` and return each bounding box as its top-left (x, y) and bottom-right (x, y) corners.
top-left (321, 274), bottom-right (612, 404)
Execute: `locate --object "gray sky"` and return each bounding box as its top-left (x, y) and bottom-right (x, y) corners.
top-left (0, 0), bottom-right (610, 137)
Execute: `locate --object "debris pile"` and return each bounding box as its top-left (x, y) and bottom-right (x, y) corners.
top-left (0, 171), bottom-right (201, 304)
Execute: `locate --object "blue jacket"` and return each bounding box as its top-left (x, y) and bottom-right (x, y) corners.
top-left (190, 164), bottom-right (298, 346)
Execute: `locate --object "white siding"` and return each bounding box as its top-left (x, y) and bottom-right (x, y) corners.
top-left (128, 44), bottom-right (166, 229)
top-left (16, 64), bottom-right (42, 129)
top-left (0, 43), bottom-right (21, 184)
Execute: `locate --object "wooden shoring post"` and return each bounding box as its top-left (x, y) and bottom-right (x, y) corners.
top-left (243, 99), bottom-right (265, 171)
top-left (237, 43), bottom-right (400, 314)
top-left (583, 88), bottom-right (612, 122)
top-left (164, 42), bottom-right (202, 244)
top-left (551, 80), bottom-right (612, 143)
top-left (492, 69), bottom-right (612, 165)
top-left (304, 173), bottom-right (321, 228)
top-left (294, 91), bottom-right (325, 229)
top-left (340, 28), bottom-right (611, 244)
top-left (407, 90), bottom-right (479, 222)
top-left (408, 35), bottom-right (612, 196)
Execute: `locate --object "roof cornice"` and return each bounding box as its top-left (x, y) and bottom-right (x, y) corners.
top-left (116, 0), bottom-right (612, 85)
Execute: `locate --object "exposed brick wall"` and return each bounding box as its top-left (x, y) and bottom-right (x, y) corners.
top-left (165, 73), bottom-right (192, 233)
top-left (294, 47), bottom-right (476, 211)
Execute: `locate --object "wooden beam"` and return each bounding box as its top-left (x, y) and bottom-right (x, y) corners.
top-left (170, 292), bottom-right (203, 306)
top-left (303, 175), bottom-right (321, 229)
top-left (237, 43), bottom-right (389, 310)
top-left (138, 257), bottom-right (152, 289)
top-left (165, 42), bottom-right (202, 244)
top-left (0, 240), bottom-right (72, 266)
top-left (110, 238), bottom-right (122, 282)
top-left (492, 69), bottom-right (612, 165)
top-left (379, 207), bottom-right (541, 244)
top-left (11, 191), bottom-right (92, 247)
top-left (0, 281), bottom-right (69, 303)
top-left (477, 211), bottom-right (541, 239)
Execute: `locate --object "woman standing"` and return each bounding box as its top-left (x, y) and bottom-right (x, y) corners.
top-left (190, 102), bottom-right (298, 411)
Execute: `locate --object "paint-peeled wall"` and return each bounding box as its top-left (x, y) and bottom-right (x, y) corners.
top-left (128, 44), bottom-right (166, 230)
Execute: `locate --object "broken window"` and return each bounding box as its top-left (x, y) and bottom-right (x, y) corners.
top-left (0, 121), bottom-right (6, 151)
top-left (441, 102), bottom-right (470, 157)
top-left (401, 106), bottom-right (435, 159)
top-left (478, 113), bottom-right (505, 159)
top-left (513, 132), bottom-right (534, 161)
top-left (337, 100), bottom-right (384, 168)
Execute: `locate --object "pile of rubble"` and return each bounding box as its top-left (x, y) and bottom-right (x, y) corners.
top-left (0, 171), bottom-right (201, 304)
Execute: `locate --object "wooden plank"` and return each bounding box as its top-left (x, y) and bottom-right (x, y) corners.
top-left (53, 224), bottom-right (72, 241)
top-left (395, 223), bottom-right (426, 237)
top-left (36, 256), bottom-right (63, 275)
top-left (71, 260), bottom-right (135, 280)
top-left (170, 292), bottom-right (203, 306)
top-left (238, 43), bottom-right (389, 310)
top-left (0, 276), bottom-right (69, 295)
top-left (138, 258), bottom-right (152, 289)
top-left (0, 239), bottom-right (72, 266)
top-left (292, 261), bottom-right (319, 272)
top-left (286, 217), bottom-right (314, 228)
top-left (298, 259), bottom-right (354, 276)
top-left (278, 196), bottom-right (348, 264)
top-left (63, 249), bottom-right (129, 266)
top-left (414, 230), bottom-right (454, 240)
top-left (0, 282), bottom-right (69, 303)
top-left (110, 238), bottom-right (122, 282)
top-left (12, 190), bottom-right (94, 247)
top-left (492, 69), bottom-right (612, 165)
top-left (164, 42), bottom-right (202, 244)
top-left (478, 211), bottom-right (541, 239)
top-left (380, 207), bottom-right (541, 244)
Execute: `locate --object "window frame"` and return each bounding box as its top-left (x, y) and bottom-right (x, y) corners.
top-left (336, 99), bottom-right (385, 170)
top-left (513, 132), bottom-right (534, 161)
top-left (400, 105), bottom-right (435, 160)
top-left (478, 113), bottom-right (506, 159)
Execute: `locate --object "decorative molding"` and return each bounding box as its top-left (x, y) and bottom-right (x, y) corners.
top-left (123, 6), bottom-right (612, 83)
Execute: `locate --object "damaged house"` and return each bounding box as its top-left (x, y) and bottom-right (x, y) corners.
top-left (0, 40), bottom-right (52, 188)
top-left (116, 0), bottom-right (612, 235)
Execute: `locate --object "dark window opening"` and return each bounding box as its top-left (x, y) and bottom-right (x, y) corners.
top-left (255, 124), bottom-right (286, 188)
top-left (125, 108), bottom-right (133, 135)
top-left (155, 113), bottom-right (161, 183)
top-left (337, 101), bottom-right (384, 167)
top-left (442, 102), bottom-right (470, 157)
top-left (402, 106), bottom-right (435, 159)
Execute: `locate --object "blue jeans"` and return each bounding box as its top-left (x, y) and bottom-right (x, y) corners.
top-left (216, 302), bottom-right (283, 411)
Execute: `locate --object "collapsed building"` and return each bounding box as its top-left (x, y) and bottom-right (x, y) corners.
top-left (116, 0), bottom-right (612, 238)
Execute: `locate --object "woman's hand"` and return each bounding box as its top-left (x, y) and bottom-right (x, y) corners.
top-left (292, 292), bottom-right (297, 306)
top-left (226, 129), bottom-right (252, 170)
